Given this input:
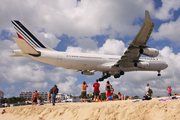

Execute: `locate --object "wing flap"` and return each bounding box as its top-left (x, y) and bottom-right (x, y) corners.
top-left (12, 37), bottom-right (40, 55)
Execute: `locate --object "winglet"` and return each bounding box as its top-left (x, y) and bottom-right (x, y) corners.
top-left (145, 10), bottom-right (152, 22)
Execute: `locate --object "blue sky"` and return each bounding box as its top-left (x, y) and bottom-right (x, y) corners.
top-left (1, 0), bottom-right (180, 98)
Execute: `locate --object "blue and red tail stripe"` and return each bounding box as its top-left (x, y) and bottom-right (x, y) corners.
top-left (11, 20), bottom-right (46, 49)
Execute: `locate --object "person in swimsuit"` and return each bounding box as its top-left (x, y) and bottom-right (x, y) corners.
top-left (106, 89), bottom-right (113, 101)
top-left (81, 81), bottom-right (88, 102)
top-left (106, 81), bottom-right (112, 99)
top-left (48, 92), bottom-right (51, 103)
top-left (31, 90), bottom-right (39, 106)
top-left (117, 92), bottom-right (126, 100)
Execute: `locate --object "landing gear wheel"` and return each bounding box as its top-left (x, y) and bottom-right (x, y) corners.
top-left (120, 71), bottom-right (124, 75)
top-left (157, 71), bottom-right (161, 76)
top-left (99, 78), bottom-right (104, 81)
top-left (107, 73), bottom-right (111, 77)
top-left (114, 74), bottom-right (120, 78)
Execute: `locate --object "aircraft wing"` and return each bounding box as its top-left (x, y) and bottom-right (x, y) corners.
top-left (115, 10), bottom-right (155, 67)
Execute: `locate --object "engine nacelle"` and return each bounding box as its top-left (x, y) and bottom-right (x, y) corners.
top-left (134, 62), bottom-right (149, 69)
top-left (139, 48), bottom-right (159, 57)
top-left (81, 70), bottom-right (94, 75)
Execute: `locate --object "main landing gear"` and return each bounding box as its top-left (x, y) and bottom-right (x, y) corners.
top-left (98, 71), bottom-right (125, 82)
top-left (98, 72), bottom-right (111, 81)
top-left (114, 71), bottom-right (124, 78)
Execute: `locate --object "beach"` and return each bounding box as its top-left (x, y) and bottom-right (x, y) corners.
top-left (0, 98), bottom-right (180, 120)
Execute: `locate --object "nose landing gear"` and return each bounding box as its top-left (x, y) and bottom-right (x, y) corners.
top-left (158, 70), bottom-right (161, 76)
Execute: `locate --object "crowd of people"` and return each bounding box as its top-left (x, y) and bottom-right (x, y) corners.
top-left (31, 85), bottom-right (59, 106)
top-left (30, 81), bottom-right (173, 105)
top-left (80, 79), bottom-right (131, 102)
top-left (81, 80), bottom-right (173, 102)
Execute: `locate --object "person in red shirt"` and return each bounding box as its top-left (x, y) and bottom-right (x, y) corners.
top-left (93, 79), bottom-right (100, 102)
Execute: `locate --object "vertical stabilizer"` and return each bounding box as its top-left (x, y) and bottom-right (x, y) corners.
top-left (11, 20), bottom-right (53, 51)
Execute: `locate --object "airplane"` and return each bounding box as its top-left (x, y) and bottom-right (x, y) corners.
top-left (11, 10), bottom-right (168, 81)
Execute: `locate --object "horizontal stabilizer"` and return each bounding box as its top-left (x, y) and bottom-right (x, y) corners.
top-left (11, 54), bottom-right (23, 57)
top-left (12, 37), bottom-right (40, 55)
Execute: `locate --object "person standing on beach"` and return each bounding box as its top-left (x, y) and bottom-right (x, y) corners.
top-left (81, 81), bottom-right (88, 102)
top-left (48, 92), bottom-right (51, 103)
top-left (166, 86), bottom-right (172, 96)
top-left (31, 90), bottom-right (39, 106)
top-left (52, 85), bottom-right (59, 106)
top-left (93, 79), bottom-right (100, 102)
top-left (106, 81), bottom-right (112, 99)
top-left (106, 89), bottom-right (113, 101)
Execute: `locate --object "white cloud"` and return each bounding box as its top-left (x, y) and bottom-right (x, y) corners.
top-left (0, 0), bottom-right (155, 38)
top-left (4, 64), bottom-right (46, 83)
top-left (23, 82), bottom-right (49, 92)
top-left (99, 39), bottom-right (126, 55)
top-left (57, 76), bottom-right (81, 95)
top-left (47, 67), bottom-right (79, 83)
top-left (153, 0), bottom-right (180, 20)
top-left (66, 38), bottom-right (126, 55)
top-left (75, 37), bottom-right (98, 50)
top-left (38, 32), bottom-right (60, 49)
top-left (152, 16), bottom-right (180, 43)
top-left (4, 85), bottom-right (21, 98)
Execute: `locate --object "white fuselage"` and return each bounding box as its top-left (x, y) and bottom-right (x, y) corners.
top-left (24, 49), bottom-right (168, 73)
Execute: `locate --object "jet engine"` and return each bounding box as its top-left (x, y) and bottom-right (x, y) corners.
top-left (134, 62), bottom-right (149, 69)
top-left (81, 70), bottom-right (94, 75)
top-left (139, 48), bottom-right (159, 57)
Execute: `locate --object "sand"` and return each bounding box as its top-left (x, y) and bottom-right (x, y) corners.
top-left (0, 98), bottom-right (180, 120)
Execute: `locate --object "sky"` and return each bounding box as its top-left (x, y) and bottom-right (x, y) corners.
top-left (1, 0), bottom-right (180, 98)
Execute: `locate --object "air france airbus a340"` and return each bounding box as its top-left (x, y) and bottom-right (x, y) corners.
top-left (11, 10), bottom-right (168, 81)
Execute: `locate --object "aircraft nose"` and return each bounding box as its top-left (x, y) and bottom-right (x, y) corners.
top-left (165, 63), bottom-right (168, 68)
top-left (163, 62), bottom-right (168, 69)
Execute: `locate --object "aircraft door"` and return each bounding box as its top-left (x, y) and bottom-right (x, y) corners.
top-left (57, 53), bottom-right (63, 65)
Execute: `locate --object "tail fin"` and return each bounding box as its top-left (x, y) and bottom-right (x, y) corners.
top-left (11, 20), bottom-right (53, 50)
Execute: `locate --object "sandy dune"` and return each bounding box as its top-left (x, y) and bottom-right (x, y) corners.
top-left (0, 98), bottom-right (180, 120)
